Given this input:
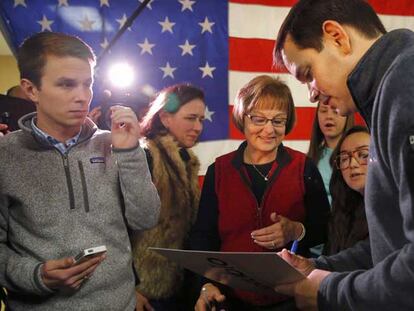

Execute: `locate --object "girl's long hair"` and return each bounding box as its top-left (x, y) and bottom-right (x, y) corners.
top-left (324, 125), bottom-right (370, 255)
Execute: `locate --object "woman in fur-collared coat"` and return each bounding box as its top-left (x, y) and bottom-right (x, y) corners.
top-left (132, 84), bottom-right (205, 311)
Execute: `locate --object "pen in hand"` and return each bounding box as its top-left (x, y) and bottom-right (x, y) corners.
top-left (290, 240), bottom-right (298, 254)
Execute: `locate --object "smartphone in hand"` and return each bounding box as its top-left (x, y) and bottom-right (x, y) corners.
top-left (73, 245), bottom-right (107, 265)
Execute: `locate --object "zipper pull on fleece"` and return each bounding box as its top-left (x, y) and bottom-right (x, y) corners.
top-left (63, 154), bottom-right (69, 167)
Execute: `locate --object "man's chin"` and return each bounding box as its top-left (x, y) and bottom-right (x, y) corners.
top-left (63, 119), bottom-right (86, 129)
top-left (69, 115), bottom-right (87, 123)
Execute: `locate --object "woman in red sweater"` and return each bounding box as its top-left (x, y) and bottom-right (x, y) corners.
top-left (191, 75), bottom-right (330, 310)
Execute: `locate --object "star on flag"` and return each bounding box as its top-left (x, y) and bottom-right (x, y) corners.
top-left (199, 62), bottom-right (216, 78)
top-left (37, 15), bottom-right (54, 32)
top-left (160, 62), bottom-right (177, 79)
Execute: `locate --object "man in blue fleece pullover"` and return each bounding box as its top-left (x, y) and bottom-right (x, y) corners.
top-left (272, 0), bottom-right (414, 310)
top-left (0, 32), bottom-right (160, 310)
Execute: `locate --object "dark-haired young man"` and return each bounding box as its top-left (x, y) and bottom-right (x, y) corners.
top-left (0, 32), bottom-right (160, 310)
top-left (273, 0), bottom-right (414, 310)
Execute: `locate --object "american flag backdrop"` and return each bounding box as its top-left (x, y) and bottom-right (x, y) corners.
top-left (1, 0), bottom-right (413, 174)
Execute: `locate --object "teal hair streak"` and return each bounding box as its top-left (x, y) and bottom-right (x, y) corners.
top-left (164, 93), bottom-right (180, 113)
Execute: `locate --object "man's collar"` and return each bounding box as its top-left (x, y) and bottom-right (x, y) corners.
top-left (31, 117), bottom-right (82, 152)
top-left (347, 29), bottom-right (414, 125)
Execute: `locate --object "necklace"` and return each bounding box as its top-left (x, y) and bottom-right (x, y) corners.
top-left (252, 164), bottom-right (271, 181)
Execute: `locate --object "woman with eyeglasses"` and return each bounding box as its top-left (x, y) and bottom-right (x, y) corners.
top-left (324, 125), bottom-right (370, 255)
top-left (190, 75), bottom-right (330, 310)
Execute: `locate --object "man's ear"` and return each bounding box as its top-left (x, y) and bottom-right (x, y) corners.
top-left (159, 110), bottom-right (171, 129)
top-left (20, 79), bottom-right (39, 103)
top-left (321, 20), bottom-right (352, 55)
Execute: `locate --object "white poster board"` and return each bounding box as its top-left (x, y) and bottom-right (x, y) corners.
top-left (150, 248), bottom-right (304, 293)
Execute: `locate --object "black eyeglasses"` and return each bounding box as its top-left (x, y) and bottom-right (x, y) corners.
top-left (335, 148), bottom-right (369, 170)
top-left (245, 114), bottom-right (287, 128)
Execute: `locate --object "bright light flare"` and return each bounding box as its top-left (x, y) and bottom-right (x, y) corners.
top-left (108, 63), bottom-right (134, 88)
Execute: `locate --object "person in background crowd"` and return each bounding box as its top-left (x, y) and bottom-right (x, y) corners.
top-left (307, 102), bottom-right (353, 204)
top-left (132, 84), bottom-right (205, 311)
top-left (191, 75), bottom-right (330, 311)
top-left (274, 0), bottom-right (414, 309)
top-left (6, 85), bottom-right (31, 101)
top-left (0, 31), bottom-right (160, 311)
top-left (0, 85), bottom-right (35, 135)
top-left (307, 102), bottom-right (353, 257)
top-left (324, 125), bottom-right (369, 255)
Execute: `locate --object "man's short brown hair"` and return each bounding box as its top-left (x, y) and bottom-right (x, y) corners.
top-left (232, 75), bottom-right (296, 135)
top-left (17, 32), bottom-right (96, 88)
top-left (274, 0), bottom-right (386, 67)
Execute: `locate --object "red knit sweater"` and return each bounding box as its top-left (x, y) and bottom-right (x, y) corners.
top-left (214, 146), bottom-right (306, 305)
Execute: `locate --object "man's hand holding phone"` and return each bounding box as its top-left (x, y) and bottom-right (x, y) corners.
top-left (41, 246), bottom-right (107, 291)
top-left (73, 246), bottom-right (107, 264)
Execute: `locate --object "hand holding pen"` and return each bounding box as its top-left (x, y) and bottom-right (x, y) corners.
top-left (278, 248), bottom-right (315, 277)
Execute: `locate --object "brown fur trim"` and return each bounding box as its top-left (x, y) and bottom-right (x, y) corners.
top-left (132, 135), bottom-right (200, 299)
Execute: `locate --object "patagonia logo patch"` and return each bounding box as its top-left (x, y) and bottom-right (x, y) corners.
top-left (90, 157), bottom-right (105, 164)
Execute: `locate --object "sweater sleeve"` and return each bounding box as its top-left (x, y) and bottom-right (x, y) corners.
top-left (318, 245), bottom-right (412, 310)
top-left (317, 55), bottom-right (414, 310)
top-left (112, 145), bottom-right (160, 231)
top-left (314, 238), bottom-right (373, 272)
top-left (300, 158), bottom-right (330, 250)
top-left (0, 194), bottom-right (53, 295)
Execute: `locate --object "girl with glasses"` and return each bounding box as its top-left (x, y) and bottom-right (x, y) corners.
top-left (324, 126), bottom-right (370, 255)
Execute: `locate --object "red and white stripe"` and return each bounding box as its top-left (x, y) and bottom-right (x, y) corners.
top-left (194, 0), bottom-right (414, 175)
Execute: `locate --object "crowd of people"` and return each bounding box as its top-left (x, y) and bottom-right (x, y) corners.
top-left (1, 0), bottom-right (413, 310)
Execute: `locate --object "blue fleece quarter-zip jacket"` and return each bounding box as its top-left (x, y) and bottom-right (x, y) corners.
top-left (315, 29), bottom-right (414, 310)
top-left (0, 113), bottom-right (160, 311)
